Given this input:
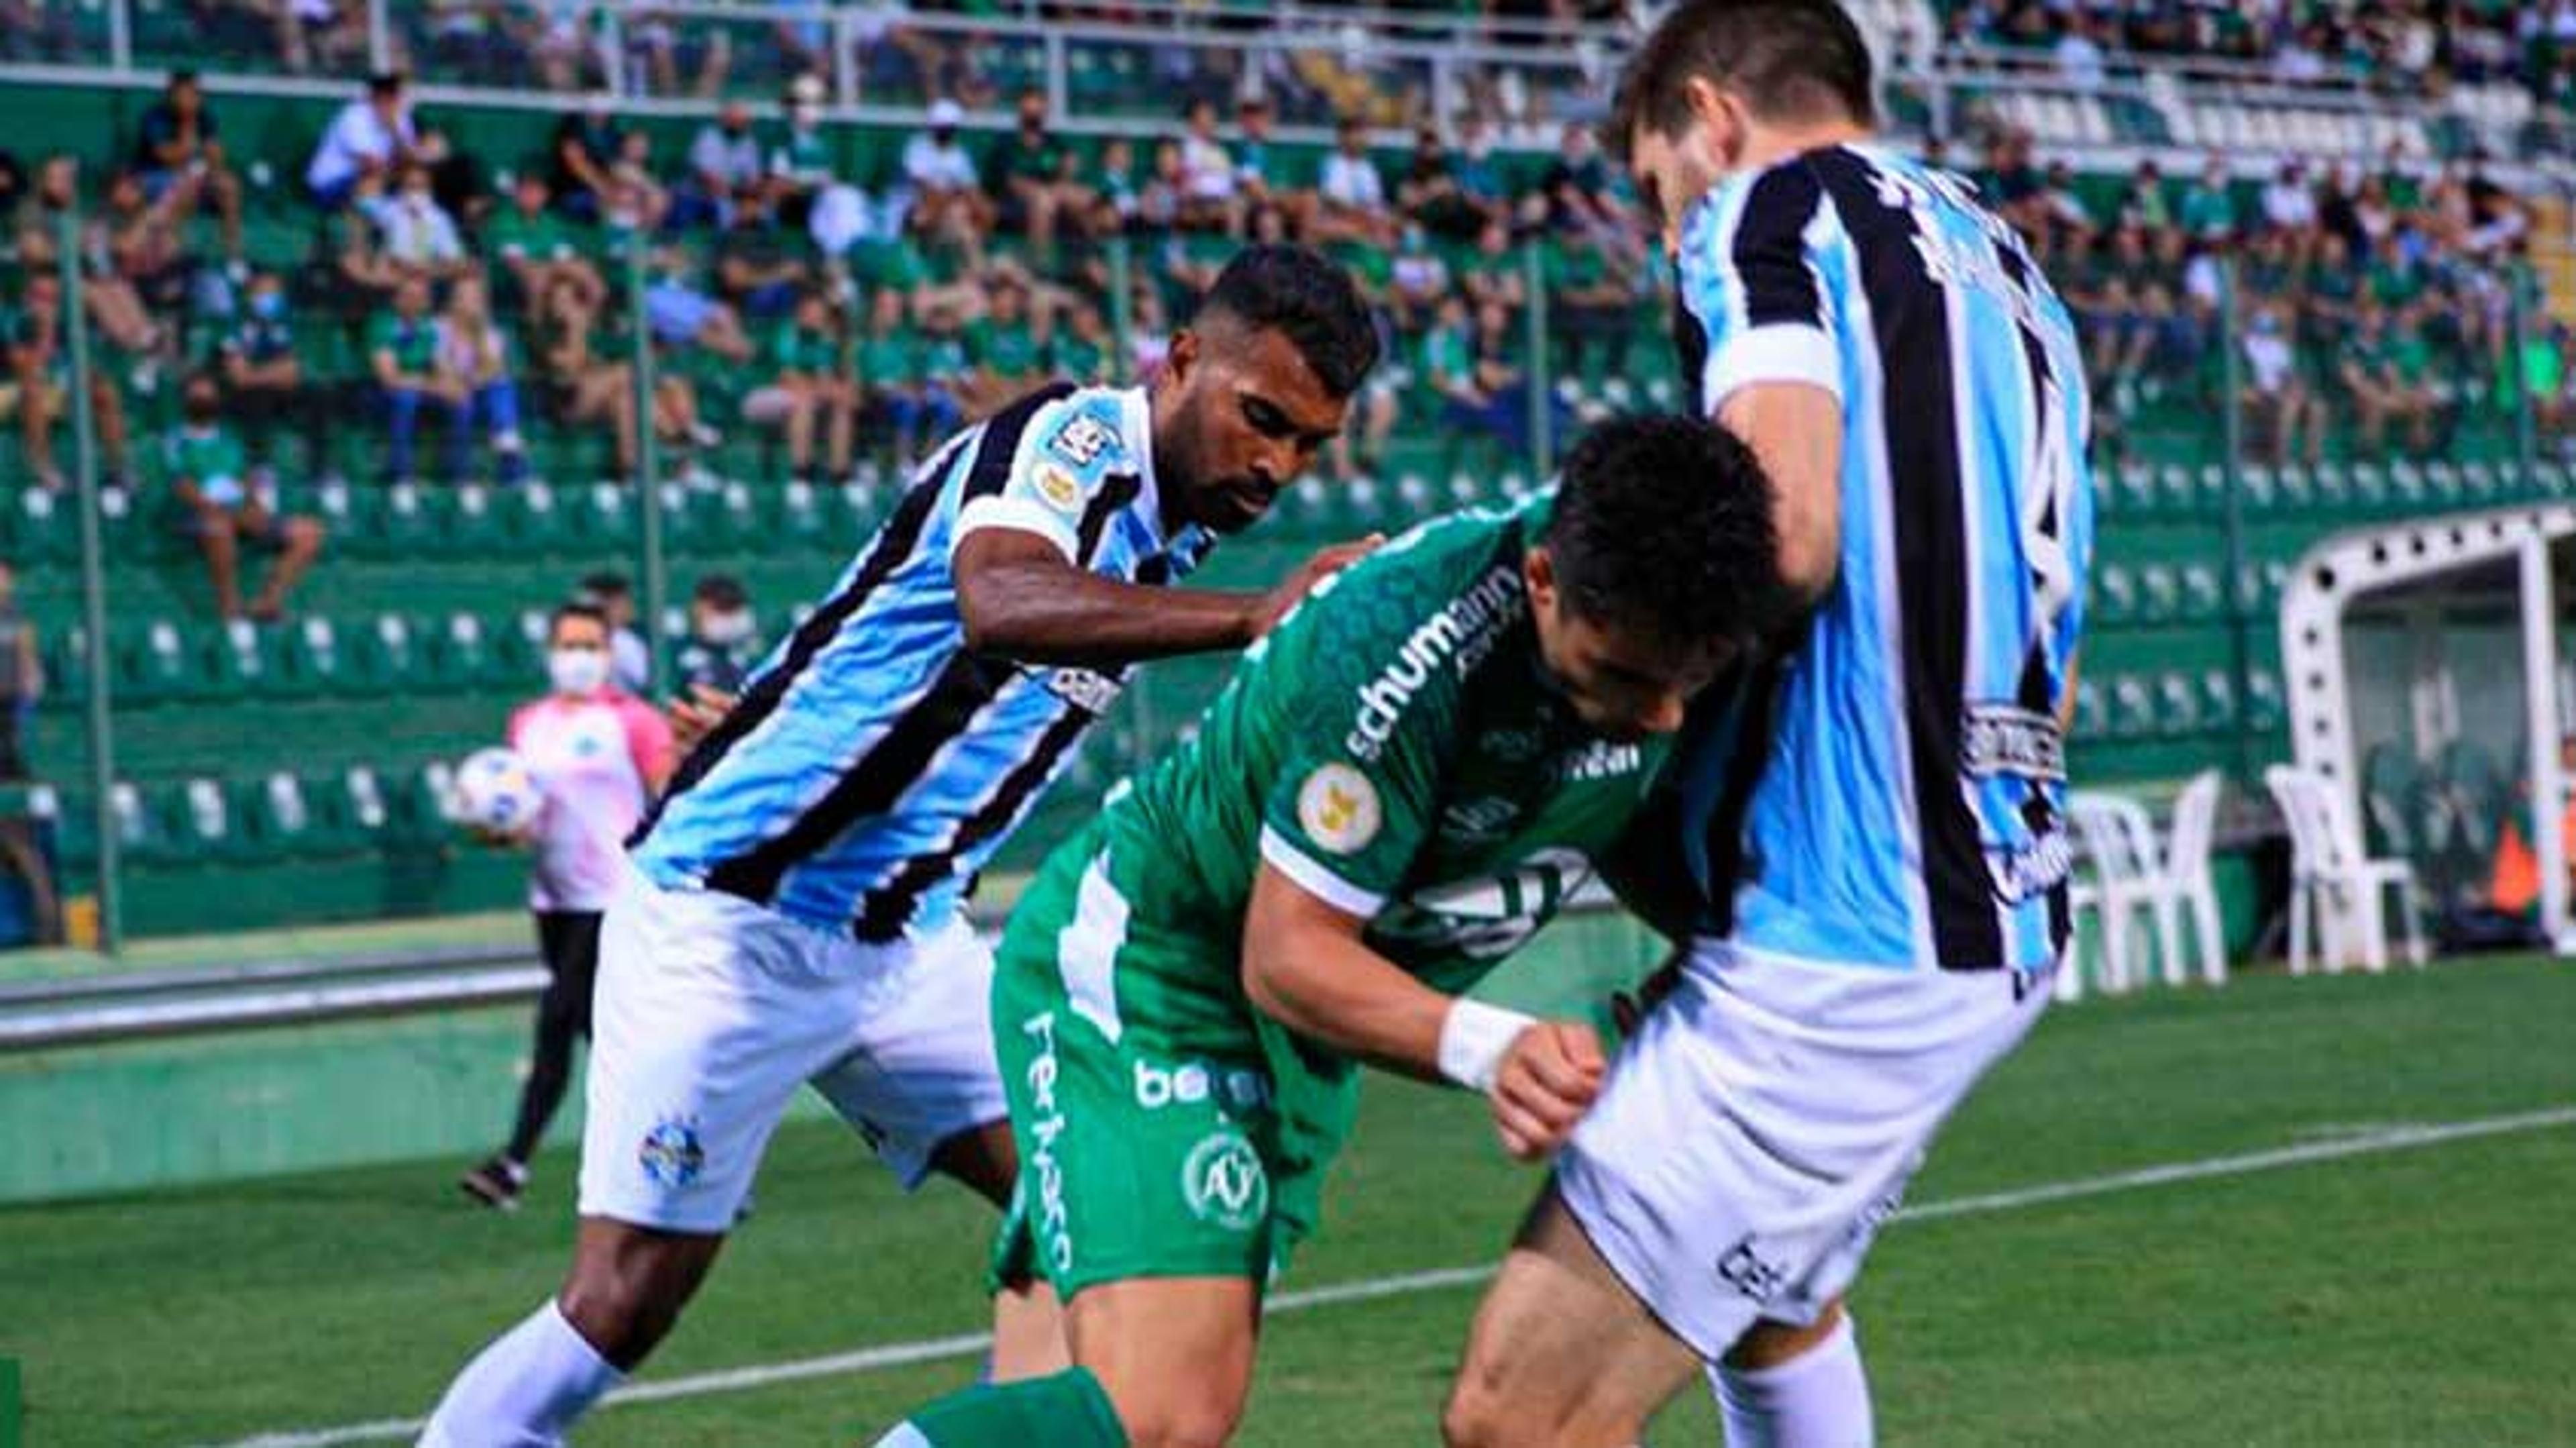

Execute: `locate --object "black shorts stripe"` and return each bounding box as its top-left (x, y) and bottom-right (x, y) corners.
top-left (1811, 149), bottom-right (2005, 970)
top-left (629, 439), bottom-right (964, 846)
top-left (961, 382), bottom-right (1081, 503)
top-left (703, 652), bottom-right (1008, 905)
top-left (853, 701), bottom-right (1098, 942)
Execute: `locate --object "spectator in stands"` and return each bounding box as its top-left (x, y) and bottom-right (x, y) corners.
top-left (1460, 217), bottom-right (1528, 319)
top-left (1314, 117), bottom-right (1394, 247)
top-left (368, 162), bottom-right (471, 286)
top-left (2055, 9), bottom-right (2109, 88)
top-left (744, 291), bottom-right (856, 486)
top-left (1387, 223), bottom-right (1451, 333)
top-left (371, 276), bottom-right (449, 484)
top-left (166, 374), bottom-right (325, 621)
top-left (676, 574), bottom-right (759, 696)
top-left (1426, 293), bottom-right (1520, 457)
top-left (2524, 322), bottom-right (2575, 460)
top-left (488, 172), bottom-right (604, 323)
top-left (2241, 300), bottom-right (2324, 466)
top-left (988, 87), bottom-right (1093, 251)
top-left (457, 599), bottom-right (674, 1213)
top-left (1136, 138), bottom-right (1187, 235)
top-left (307, 71), bottom-right (417, 210)
top-left (99, 167), bottom-right (197, 345)
top-left (675, 101), bottom-right (765, 231)
top-left (433, 278), bottom-right (531, 484)
top-left (1397, 125), bottom-right (1484, 242)
top-left (2341, 302), bottom-right (2443, 455)
top-left (0, 149), bottom-right (23, 217)
top-left (1124, 282), bottom-right (1172, 380)
top-left (529, 272), bottom-right (713, 485)
top-left (1545, 227), bottom-right (1634, 402)
top-left (282, 0), bottom-right (370, 76)
top-left (577, 572), bottom-right (651, 692)
top-left (1234, 95), bottom-right (1298, 221)
top-left (1534, 121), bottom-right (1628, 245)
top-left (643, 247), bottom-right (756, 363)
top-left (1175, 98), bottom-right (1236, 232)
top-left (0, 560), bottom-right (38, 782)
top-left (2180, 154), bottom-right (2239, 242)
top-left (913, 298), bottom-right (977, 421)
top-left (855, 286), bottom-right (957, 464)
top-left (217, 270), bottom-right (327, 473)
top-left (546, 97), bottom-right (619, 224)
top-left (967, 275), bottom-right (1046, 416)
top-left (601, 130), bottom-right (670, 237)
top-left (4, 272), bottom-right (131, 492)
top-left (902, 98), bottom-right (992, 256)
top-left (1047, 295), bottom-right (1113, 382)
top-left (2261, 159), bottom-right (2319, 235)
top-left (131, 70), bottom-right (244, 272)
top-left (769, 75), bottom-right (838, 231)
top-left (1448, 114), bottom-right (1512, 236)
top-left (14, 155), bottom-right (167, 366)
top-left (713, 197), bottom-right (810, 322)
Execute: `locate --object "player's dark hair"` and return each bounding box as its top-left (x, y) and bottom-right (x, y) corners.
top-left (578, 570), bottom-right (631, 601)
top-left (1607, 0), bottom-right (1875, 160)
top-left (1196, 244), bottom-right (1382, 399)
top-left (693, 574), bottom-right (747, 609)
top-left (1544, 413), bottom-right (1785, 648)
top-left (549, 601), bottom-right (611, 639)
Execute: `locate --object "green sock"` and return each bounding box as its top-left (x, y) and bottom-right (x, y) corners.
top-left (874, 1365), bottom-right (1128, 1448)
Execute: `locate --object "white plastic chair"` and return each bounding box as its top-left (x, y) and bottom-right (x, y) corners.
top-left (2263, 765), bottom-right (2430, 975)
top-left (2161, 770), bottom-right (2228, 986)
top-left (2066, 773), bottom-right (2232, 994)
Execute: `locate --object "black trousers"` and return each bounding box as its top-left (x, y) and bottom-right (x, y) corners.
top-left (503, 910), bottom-right (604, 1165)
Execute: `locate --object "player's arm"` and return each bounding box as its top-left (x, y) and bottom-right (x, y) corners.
top-left (1241, 869), bottom-right (1604, 1162)
top-left (953, 529), bottom-right (1373, 666)
top-left (1686, 164), bottom-right (1846, 607)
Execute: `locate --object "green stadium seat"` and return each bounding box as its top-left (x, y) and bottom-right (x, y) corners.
top-left (2074, 678), bottom-right (2108, 737)
top-left (284, 616), bottom-right (357, 696)
top-left (2109, 674), bottom-right (2156, 739)
top-left (244, 772), bottom-right (333, 859)
top-left (2180, 564), bottom-right (2224, 622)
top-left (2349, 460), bottom-right (2391, 511)
top-left (580, 482), bottom-right (641, 552)
top-left (2391, 459), bottom-right (2431, 511)
top-left (2245, 669), bottom-right (2285, 730)
top-left (2236, 463), bottom-right (2276, 513)
top-left (2091, 563), bottom-right (2135, 625)
top-left (833, 482), bottom-right (885, 541)
top-left (209, 619), bottom-right (286, 699)
top-left (118, 617), bottom-right (201, 705)
top-left (2153, 672), bottom-right (2201, 738)
top-left (2198, 670), bottom-right (2240, 732)
top-left (2459, 460), bottom-right (2500, 504)
top-left (448, 484), bottom-right (507, 557)
top-left (433, 612), bottom-right (502, 691)
top-left (376, 483), bottom-right (443, 558)
top-left (337, 765), bottom-right (396, 850)
top-left (2273, 462), bottom-right (2316, 515)
top-left (357, 613), bottom-right (429, 692)
top-left (769, 480), bottom-right (831, 547)
top-left (2136, 564), bottom-right (2180, 624)
top-left (15, 486), bottom-right (76, 567)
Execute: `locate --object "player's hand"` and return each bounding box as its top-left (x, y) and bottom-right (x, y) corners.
top-left (1251, 535), bottom-right (1384, 638)
top-left (1487, 1019), bottom-right (1607, 1162)
top-left (669, 684), bottom-right (737, 752)
top-left (466, 822), bottom-right (532, 848)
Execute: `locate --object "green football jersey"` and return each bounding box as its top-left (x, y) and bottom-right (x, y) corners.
top-left (164, 423), bottom-right (249, 506)
top-left (1082, 492), bottom-right (1668, 1061)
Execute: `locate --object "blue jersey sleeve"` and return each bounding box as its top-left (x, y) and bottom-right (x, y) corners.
top-left (1676, 160), bottom-right (1845, 413)
top-left (951, 389), bottom-right (1146, 566)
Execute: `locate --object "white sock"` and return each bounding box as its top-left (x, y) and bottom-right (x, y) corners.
top-left (1710, 1313), bottom-right (1874, 1448)
top-left (419, 1299), bottom-right (626, 1447)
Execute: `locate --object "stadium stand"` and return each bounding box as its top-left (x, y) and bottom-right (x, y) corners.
top-left (0, 0), bottom-right (2566, 942)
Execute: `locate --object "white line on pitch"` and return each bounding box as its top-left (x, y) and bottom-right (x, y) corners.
top-left (194, 1103), bottom-right (2576, 1448)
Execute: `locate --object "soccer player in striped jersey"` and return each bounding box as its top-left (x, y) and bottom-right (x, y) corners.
top-left (420, 245), bottom-right (1381, 1447)
top-left (1445, 5), bottom-right (2096, 1445)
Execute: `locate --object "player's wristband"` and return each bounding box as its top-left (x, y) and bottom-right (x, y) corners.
top-left (1438, 999), bottom-right (1538, 1094)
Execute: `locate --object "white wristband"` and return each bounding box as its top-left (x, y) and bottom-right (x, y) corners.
top-left (1438, 998), bottom-right (1538, 1093)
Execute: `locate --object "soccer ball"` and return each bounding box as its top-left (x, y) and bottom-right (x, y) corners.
top-left (452, 747), bottom-right (547, 834)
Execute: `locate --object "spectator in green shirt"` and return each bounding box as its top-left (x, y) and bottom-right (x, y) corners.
top-left (988, 87), bottom-right (1096, 250)
top-left (166, 374), bottom-right (325, 621)
top-left (1047, 295), bottom-right (1113, 383)
top-left (1545, 227), bottom-right (1635, 399)
top-left (2339, 303), bottom-right (2440, 456)
top-left (965, 276), bottom-right (1044, 415)
top-left (370, 275), bottom-right (452, 482)
top-left (745, 291), bottom-right (856, 484)
top-left (488, 172), bottom-right (605, 323)
top-left (2178, 154), bottom-right (2238, 241)
top-left (855, 287), bottom-right (959, 464)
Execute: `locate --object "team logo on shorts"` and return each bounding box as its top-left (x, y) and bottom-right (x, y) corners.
top-left (1181, 1131), bottom-right (1269, 1232)
top-left (1297, 764), bottom-right (1380, 855)
top-left (639, 1118), bottom-right (706, 1188)
top-left (1035, 464), bottom-right (1084, 514)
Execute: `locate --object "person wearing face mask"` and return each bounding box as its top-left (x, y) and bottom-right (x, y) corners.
top-left (165, 374), bottom-right (327, 622)
top-left (676, 574), bottom-right (759, 696)
top-left (460, 602), bottom-right (676, 1212)
top-left (367, 162), bottom-right (468, 286)
top-left (215, 271), bottom-right (329, 474)
top-left (677, 101), bottom-right (765, 231)
top-left (1446, 5), bottom-right (2094, 1444)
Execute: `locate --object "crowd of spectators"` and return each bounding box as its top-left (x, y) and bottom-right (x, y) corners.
top-left (1953, 123), bottom-right (2563, 466)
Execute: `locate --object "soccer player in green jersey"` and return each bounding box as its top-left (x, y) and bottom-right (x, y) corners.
top-left (871, 413), bottom-right (1784, 1448)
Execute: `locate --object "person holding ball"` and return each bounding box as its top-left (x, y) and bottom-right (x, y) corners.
top-left (459, 601), bottom-right (676, 1211)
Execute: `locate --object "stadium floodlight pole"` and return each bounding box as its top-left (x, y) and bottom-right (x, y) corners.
top-left (628, 242), bottom-right (669, 692)
top-left (58, 211), bottom-right (122, 955)
top-left (2216, 252), bottom-right (2254, 784)
top-left (1523, 239), bottom-right (1552, 469)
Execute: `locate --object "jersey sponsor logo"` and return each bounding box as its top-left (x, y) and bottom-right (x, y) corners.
top-left (637, 1117), bottom-right (706, 1189)
top-left (1560, 740), bottom-right (1646, 784)
top-left (1034, 462), bottom-right (1084, 513)
top-left (1134, 1057), bottom-right (1270, 1113)
top-left (1298, 764), bottom-right (1382, 855)
top-left (1960, 704), bottom-right (2066, 782)
top-left (1042, 666), bottom-right (1126, 715)
top-left (1715, 1233), bottom-right (1788, 1303)
top-left (1046, 412), bottom-right (1117, 468)
top-left (1180, 1130), bottom-right (1269, 1232)
top-left (1346, 564), bottom-right (1526, 761)
top-left (1440, 796), bottom-right (1520, 843)
top-left (1991, 825), bottom-right (2074, 903)
top-left (1021, 1010), bottom-right (1077, 1274)
top-left (1376, 847), bottom-right (1589, 961)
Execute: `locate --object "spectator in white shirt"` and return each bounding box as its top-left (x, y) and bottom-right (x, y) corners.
top-left (1315, 116), bottom-right (1393, 246)
top-left (366, 162), bottom-right (469, 283)
top-left (901, 97), bottom-right (993, 252)
top-left (2052, 13), bottom-right (2106, 89)
top-left (676, 101), bottom-right (765, 230)
top-left (307, 71), bottom-right (415, 210)
top-left (1177, 97), bottom-right (1235, 231)
top-left (2261, 160), bottom-right (2317, 233)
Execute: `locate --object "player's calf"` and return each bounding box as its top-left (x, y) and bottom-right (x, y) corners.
top-left (557, 1216), bottom-right (727, 1369)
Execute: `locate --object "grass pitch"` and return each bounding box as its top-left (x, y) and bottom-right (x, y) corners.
top-left (10, 935), bottom-right (2575, 1447)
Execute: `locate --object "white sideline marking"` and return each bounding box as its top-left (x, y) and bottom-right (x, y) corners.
top-left (197, 1104), bottom-right (2576, 1448)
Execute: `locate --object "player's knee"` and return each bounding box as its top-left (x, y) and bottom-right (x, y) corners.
top-left (559, 1247), bottom-right (694, 1365)
top-left (1441, 1349), bottom-right (1535, 1448)
top-left (1114, 1394), bottom-right (1240, 1448)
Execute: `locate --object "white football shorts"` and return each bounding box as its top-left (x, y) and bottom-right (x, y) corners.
top-left (577, 865), bottom-right (1008, 1233)
top-left (1556, 940), bottom-right (2052, 1360)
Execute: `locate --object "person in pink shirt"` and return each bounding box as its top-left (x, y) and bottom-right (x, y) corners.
top-left (462, 602), bottom-right (676, 1210)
